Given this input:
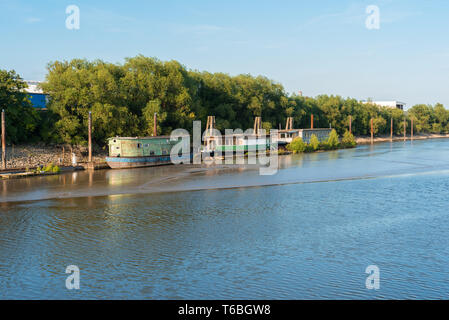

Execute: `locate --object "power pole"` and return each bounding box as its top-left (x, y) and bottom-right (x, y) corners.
top-left (370, 118), bottom-right (374, 144)
top-left (88, 111), bottom-right (92, 163)
top-left (403, 118), bottom-right (406, 141)
top-left (390, 117), bottom-right (393, 141)
top-left (153, 112), bottom-right (157, 136)
top-left (349, 115), bottom-right (352, 134)
top-left (1, 109), bottom-right (5, 170)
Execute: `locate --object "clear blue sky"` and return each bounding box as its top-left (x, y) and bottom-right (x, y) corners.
top-left (1, 0), bottom-right (449, 108)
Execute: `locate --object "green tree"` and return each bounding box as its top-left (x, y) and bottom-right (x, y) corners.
top-left (142, 99), bottom-right (166, 136)
top-left (372, 116), bottom-right (387, 135)
top-left (408, 104), bottom-right (433, 133)
top-left (0, 69), bottom-right (40, 143)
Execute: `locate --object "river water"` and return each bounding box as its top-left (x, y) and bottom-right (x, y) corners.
top-left (1, 139), bottom-right (449, 299)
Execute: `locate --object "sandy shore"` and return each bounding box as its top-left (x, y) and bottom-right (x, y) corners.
top-left (355, 133), bottom-right (449, 145)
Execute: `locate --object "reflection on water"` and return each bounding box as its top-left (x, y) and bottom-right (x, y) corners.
top-left (1, 139), bottom-right (449, 299)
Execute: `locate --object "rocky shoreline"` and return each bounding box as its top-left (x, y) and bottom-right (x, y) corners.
top-left (1, 144), bottom-right (107, 170)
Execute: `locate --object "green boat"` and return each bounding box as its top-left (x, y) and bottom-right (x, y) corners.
top-left (106, 136), bottom-right (190, 169)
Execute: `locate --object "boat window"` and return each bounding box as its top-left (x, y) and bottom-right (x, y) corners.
top-left (150, 151), bottom-right (155, 155)
top-left (137, 143), bottom-right (141, 148)
top-left (116, 147), bottom-right (120, 150)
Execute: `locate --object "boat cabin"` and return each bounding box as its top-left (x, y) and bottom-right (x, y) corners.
top-left (205, 134), bottom-right (270, 153)
top-left (273, 128), bottom-right (332, 145)
top-left (108, 136), bottom-right (188, 158)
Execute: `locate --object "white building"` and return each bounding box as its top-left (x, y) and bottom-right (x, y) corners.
top-left (363, 100), bottom-right (406, 110)
top-left (24, 80), bottom-right (44, 94)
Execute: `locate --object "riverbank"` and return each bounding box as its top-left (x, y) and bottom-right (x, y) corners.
top-left (0, 144), bottom-right (107, 172)
top-left (3, 133), bottom-right (449, 171)
top-left (356, 133), bottom-right (449, 145)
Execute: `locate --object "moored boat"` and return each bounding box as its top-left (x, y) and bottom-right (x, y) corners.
top-left (105, 136), bottom-right (190, 169)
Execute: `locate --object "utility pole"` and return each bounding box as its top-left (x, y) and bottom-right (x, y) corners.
top-left (403, 118), bottom-right (406, 141)
top-left (411, 118), bottom-right (414, 140)
top-left (349, 116), bottom-right (352, 134)
top-left (88, 111), bottom-right (92, 163)
top-left (390, 117), bottom-right (393, 141)
top-left (153, 112), bottom-right (157, 136)
top-left (370, 118), bottom-right (374, 144)
top-left (1, 109), bottom-right (5, 170)
top-left (311, 114), bottom-right (314, 129)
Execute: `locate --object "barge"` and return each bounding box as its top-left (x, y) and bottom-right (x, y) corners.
top-left (105, 136), bottom-right (190, 169)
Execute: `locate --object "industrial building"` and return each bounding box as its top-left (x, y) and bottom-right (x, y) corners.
top-left (24, 81), bottom-right (48, 109)
top-left (363, 100), bottom-right (406, 110)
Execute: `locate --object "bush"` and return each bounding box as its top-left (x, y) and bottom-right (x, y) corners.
top-left (326, 129), bottom-right (340, 150)
top-left (304, 144), bottom-right (314, 153)
top-left (319, 141), bottom-right (330, 150)
top-left (309, 134), bottom-right (320, 151)
top-left (42, 163), bottom-right (60, 173)
top-left (287, 137), bottom-right (306, 153)
top-left (341, 131), bottom-right (357, 148)
top-left (43, 163), bottom-right (53, 172)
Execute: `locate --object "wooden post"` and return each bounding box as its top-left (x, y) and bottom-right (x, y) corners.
top-left (285, 117), bottom-right (293, 130)
top-left (62, 146), bottom-right (65, 166)
top-left (205, 116), bottom-right (216, 150)
top-left (349, 116), bottom-right (352, 134)
top-left (370, 118), bottom-right (374, 144)
top-left (153, 112), bottom-right (157, 136)
top-left (403, 118), bottom-right (406, 141)
top-left (253, 116), bottom-right (261, 135)
top-left (411, 118), bottom-right (414, 140)
top-left (1, 110), bottom-right (5, 170)
top-left (205, 116), bottom-right (210, 149)
top-left (88, 111), bottom-right (92, 163)
top-left (391, 117), bottom-right (393, 140)
top-left (311, 114), bottom-right (314, 129)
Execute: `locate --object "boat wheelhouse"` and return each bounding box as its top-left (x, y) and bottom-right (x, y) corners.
top-left (205, 134), bottom-right (270, 153)
top-left (106, 136), bottom-right (189, 169)
top-left (273, 128), bottom-right (332, 146)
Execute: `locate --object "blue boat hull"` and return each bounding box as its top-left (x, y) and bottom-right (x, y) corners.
top-left (106, 155), bottom-right (190, 169)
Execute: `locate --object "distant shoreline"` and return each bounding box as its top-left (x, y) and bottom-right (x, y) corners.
top-left (355, 133), bottom-right (449, 145)
top-left (1, 133), bottom-right (449, 174)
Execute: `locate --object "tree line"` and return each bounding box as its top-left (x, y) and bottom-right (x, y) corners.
top-left (1, 55), bottom-right (449, 145)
